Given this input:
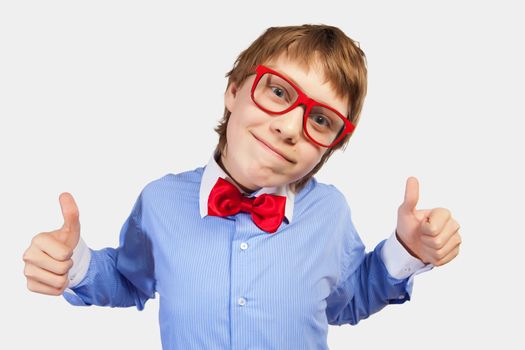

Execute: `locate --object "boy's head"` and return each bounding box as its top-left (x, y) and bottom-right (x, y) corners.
top-left (215, 24), bottom-right (367, 193)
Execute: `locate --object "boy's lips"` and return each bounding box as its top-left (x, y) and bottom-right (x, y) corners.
top-left (251, 133), bottom-right (296, 164)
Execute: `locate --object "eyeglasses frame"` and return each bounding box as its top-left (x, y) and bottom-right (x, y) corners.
top-left (249, 64), bottom-right (355, 148)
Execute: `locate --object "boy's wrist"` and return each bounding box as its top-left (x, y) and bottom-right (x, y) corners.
top-left (381, 231), bottom-right (426, 279)
top-left (395, 230), bottom-right (421, 260)
top-left (68, 237), bottom-right (91, 288)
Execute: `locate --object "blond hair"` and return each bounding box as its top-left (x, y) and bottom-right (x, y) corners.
top-left (215, 24), bottom-right (368, 192)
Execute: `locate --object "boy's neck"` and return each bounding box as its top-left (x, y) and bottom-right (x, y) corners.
top-left (215, 152), bottom-right (258, 195)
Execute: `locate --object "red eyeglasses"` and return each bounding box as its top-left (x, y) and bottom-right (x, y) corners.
top-left (250, 65), bottom-right (355, 148)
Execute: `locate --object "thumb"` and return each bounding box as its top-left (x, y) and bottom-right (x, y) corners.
top-left (58, 192), bottom-right (81, 245)
top-left (399, 177), bottom-right (419, 214)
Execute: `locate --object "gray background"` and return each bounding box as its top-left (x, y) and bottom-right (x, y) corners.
top-left (1, 0), bottom-right (523, 348)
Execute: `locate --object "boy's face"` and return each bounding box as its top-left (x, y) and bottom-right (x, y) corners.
top-left (222, 53), bottom-right (349, 191)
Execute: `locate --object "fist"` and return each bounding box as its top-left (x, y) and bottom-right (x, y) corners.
top-left (396, 177), bottom-right (462, 266)
top-left (23, 192), bottom-right (81, 295)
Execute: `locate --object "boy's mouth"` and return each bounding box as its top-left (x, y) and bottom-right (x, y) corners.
top-left (251, 133), bottom-right (295, 164)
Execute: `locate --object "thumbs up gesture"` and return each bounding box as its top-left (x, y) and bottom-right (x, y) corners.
top-left (23, 193), bottom-right (81, 295)
top-left (396, 177), bottom-right (462, 266)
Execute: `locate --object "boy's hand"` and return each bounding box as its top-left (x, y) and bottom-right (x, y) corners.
top-left (23, 193), bottom-right (81, 295)
top-left (396, 177), bottom-right (461, 266)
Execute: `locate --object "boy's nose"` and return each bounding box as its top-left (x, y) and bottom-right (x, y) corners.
top-left (270, 105), bottom-right (305, 144)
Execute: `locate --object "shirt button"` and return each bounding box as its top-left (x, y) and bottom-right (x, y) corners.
top-left (238, 297), bottom-right (246, 306)
top-left (240, 242), bottom-right (249, 250)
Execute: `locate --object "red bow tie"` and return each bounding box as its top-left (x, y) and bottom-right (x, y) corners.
top-left (207, 177), bottom-right (286, 233)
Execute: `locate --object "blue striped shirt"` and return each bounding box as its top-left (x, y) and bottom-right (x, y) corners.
top-left (64, 156), bottom-right (423, 349)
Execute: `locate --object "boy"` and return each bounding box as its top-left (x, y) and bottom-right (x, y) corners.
top-left (23, 24), bottom-right (461, 349)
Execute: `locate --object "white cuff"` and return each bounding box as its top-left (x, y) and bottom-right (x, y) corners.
top-left (67, 237), bottom-right (91, 288)
top-left (381, 231), bottom-right (427, 279)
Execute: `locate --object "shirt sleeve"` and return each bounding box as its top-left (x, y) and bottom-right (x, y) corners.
top-left (67, 237), bottom-right (91, 288)
top-left (380, 231), bottom-right (432, 279)
top-left (325, 189), bottom-right (429, 326)
top-left (62, 191), bottom-right (156, 310)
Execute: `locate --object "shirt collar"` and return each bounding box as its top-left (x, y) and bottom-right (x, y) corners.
top-left (199, 152), bottom-right (295, 222)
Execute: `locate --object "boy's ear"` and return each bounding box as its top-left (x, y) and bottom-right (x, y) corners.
top-left (224, 82), bottom-right (238, 112)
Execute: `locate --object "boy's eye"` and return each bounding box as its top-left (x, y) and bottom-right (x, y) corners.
top-left (309, 114), bottom-right (332, 128)
top-left (271, 86), bottom-right (287, 100)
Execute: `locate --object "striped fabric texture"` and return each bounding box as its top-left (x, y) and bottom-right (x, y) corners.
top-left (64, 165), bottom-right (412, 349)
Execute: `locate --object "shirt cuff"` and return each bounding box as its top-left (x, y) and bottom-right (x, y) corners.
top-left (67, 237), bottom-right (91, 288)
top-left (381, 230), bottom-right (428, 279)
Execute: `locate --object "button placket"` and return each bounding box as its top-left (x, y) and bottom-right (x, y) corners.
top-left (231, 214), bottom-right (260, 348)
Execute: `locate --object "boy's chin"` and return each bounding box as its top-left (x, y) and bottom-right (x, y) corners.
top-left (246, 173), bottom-right (300, 190)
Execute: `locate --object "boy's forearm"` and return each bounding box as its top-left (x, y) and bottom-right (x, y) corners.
top-left (64, 247), bottom-right (154, 310)
top-left (326, 240), bottom-right (411, 326)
